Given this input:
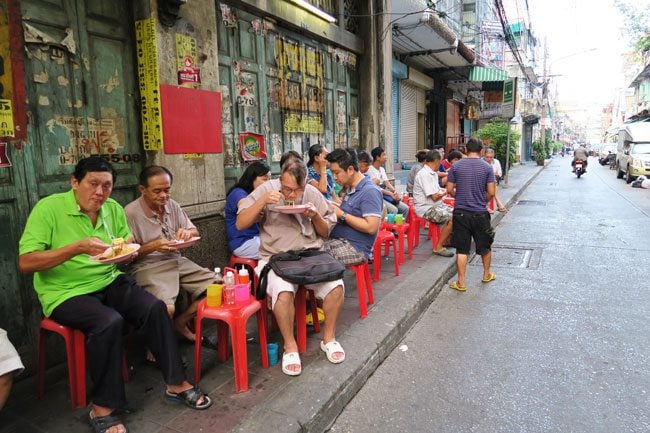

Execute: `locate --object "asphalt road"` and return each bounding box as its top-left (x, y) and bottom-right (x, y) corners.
top-left (328, 157), bottom-right (650, 433)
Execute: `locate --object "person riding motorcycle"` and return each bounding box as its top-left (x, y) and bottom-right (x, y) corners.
top-left (572, 145), bottom-right (589, 172)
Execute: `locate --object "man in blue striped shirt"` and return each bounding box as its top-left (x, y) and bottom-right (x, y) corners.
top-left (446, 137), bottom-right (496, 291)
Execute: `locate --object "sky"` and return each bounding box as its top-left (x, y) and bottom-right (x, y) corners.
top-left (526, 0), bottom-right (647, 116)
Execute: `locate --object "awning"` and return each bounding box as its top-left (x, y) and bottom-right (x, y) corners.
top-left (469, 66), bottom-right (508, 82)
top-left (391, 0), bottom-right (475, 70)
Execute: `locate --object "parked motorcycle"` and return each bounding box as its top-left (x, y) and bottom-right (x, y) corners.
top-left (574, 160), bottom-right (585, 178)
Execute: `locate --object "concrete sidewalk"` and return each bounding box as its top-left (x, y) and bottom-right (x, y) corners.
top-left (0, 161), bottom-right (545, 433)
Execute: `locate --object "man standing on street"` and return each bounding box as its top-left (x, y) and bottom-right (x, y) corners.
top-left (446, 137), bottom-right (496, 291)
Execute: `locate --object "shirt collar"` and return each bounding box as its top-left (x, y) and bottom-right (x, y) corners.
top-left (138, 195), bottom-right (170, 218)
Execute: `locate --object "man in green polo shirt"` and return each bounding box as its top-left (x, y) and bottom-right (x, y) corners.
top-left (19, 157), bottom-right (211, 433)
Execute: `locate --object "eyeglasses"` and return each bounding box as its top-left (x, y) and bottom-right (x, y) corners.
top-left (280, 185), bottom-right (303, 195)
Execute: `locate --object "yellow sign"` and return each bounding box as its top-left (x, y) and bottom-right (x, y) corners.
top-left (0, 4), bottom-right (15, 138)
top-left (0, 99), bottom-right (14, 137)
top-left (135, 18), bottom-right (163, 150)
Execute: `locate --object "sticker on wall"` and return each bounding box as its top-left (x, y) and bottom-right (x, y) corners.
top-left (0, 99), bottom-right (15, 137)
top-left (233, 61), bottom-right (256, 106)
top-left (240, 132), bottom-right (266, 161)
top-left (220, 4), bottom-right (238, 28)
top-left (271, 133), bottom-right (282, 162)
top-left (176, 34), bottom-right (200, 88)
top-left (0, 142), bottom-right (11, 167)
top-left (250, 19), bottom-right (267, 36)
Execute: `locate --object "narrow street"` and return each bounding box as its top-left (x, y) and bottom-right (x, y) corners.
top-left (329, 157), bottom-right (650, 433)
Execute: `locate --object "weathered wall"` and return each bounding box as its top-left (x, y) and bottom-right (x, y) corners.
top-left (139, 0), bottom-right (229, 269)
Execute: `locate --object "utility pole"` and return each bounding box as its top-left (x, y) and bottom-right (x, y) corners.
top-left (540, 39), bottom-right (548, 157)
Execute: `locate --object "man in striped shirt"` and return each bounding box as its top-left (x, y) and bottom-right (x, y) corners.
top-left (445, 137), bottom-right (496, 291)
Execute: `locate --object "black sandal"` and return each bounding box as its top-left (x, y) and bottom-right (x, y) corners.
top-left (88, 411), bottom-right (128, 433)
top-left (165, 386), bottom-right (212, 410)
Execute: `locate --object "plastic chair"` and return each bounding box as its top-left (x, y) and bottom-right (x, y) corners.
top-left (37, 318), bottom-right (129, 409)
top-left (381, 221), bottom-right (412, 264)
top-left (372, 229), bottom-right (400, 282)
top-left (410, 215), bottom-right (428, 248)
top-left (346, 261), bottom-right (374, 318)
top-left (193, 295), bottom-right (268, 392)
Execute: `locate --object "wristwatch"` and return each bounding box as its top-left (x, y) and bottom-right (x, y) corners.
top-left (340, 211), bottom-right (347, 222)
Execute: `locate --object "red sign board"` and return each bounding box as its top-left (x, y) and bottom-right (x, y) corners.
top-left (159, 85), bottom-right (222, 154)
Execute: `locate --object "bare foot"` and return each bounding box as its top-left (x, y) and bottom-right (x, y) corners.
top-left (174, 319), bottom-right (196, 342)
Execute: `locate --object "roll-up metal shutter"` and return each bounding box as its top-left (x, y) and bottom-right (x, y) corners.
top-left (399, 81), bottom-right (417, 163)
top-left (392, 78), bottom-right (400, 162)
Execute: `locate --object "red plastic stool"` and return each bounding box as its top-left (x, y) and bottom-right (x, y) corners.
top-left (194, 296), bottom-right (268, 392)
top-left (428, 223), bottom-right (442, 249)
top-left (37, 318), bottom-right (128, 409)
top-left (229, 256), bottom-right (259, 289)
top-left (372, 229), bottom-right (400, 282)
top-left (381, 221), bottom-right (412, 263)
top-left (346, 261), bottom-right (374, 318)
top-left (410, 215), bottom-right (428, 248)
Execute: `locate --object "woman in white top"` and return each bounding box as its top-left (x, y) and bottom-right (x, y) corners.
top-left (484, 148), bottom-right (507, 212)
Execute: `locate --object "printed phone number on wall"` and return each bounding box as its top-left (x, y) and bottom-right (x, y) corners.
top-left (59, 153), bottom-right (142, 165)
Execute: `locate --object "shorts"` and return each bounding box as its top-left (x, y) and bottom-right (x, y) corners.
top-left (132, 256), bottom-right (214, 305)
top-left (0, 328), bottom-right (24, 377)
top-left (451, 209), bottom-right (494, 256)
top-left (422, 204), bottom-right (453, 226)
top-left (255, 260), bottom-right (344, 310)
top-left (232, 236), bottom-right (260, 259)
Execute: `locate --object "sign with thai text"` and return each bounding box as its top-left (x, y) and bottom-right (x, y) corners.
top-left (135, 17), bottom-right (163, 150)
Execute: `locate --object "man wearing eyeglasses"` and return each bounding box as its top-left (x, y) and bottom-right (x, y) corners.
top-left (125, 166), bottom-right (215, 350)
top-left (237, 159), bottom-right (345, 376)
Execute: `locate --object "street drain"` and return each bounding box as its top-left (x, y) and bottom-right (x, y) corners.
top-left (470, 245), bottom-right (541, 269)
top-left (516, 200), bottom-right (547, 206)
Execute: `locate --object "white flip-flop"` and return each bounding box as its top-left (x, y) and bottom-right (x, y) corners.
top-left (281, 352), bottom-right (301, 376)
top-left (320, 340), bottom-right (345, 364)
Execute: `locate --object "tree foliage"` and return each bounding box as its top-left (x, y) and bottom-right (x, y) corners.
top-left (615, 0), bottom-right (650, 50)
top-left (475, 118), bottom-right (520, 171)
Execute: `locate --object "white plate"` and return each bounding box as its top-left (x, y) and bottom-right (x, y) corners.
top-left (274, 205), bottom-right (309, 214)
top-left (90, 243), bottom-right (140, 264)
top-left (168, 236), bottom-right (201, 249)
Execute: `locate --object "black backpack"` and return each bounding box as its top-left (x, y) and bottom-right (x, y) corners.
top-left (255, 248), bottom-right (345, 299)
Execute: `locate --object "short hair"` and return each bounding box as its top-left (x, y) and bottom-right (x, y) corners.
top-left (228, 160), bottom-right (271, 195)
top-left (281, 159), bottom-right (307, 187)
top-left (447, 150), bottom-right (463, 162)
top-left (326, 148), bottom-right (359, 172)
top-left (485, 148), bottom-right (496, 156)
top-left (423, 150), bottom-right (441, 163)
top-left (415, 149), bottom-right (428, 163)
top-left (357, 150), bottom-right (372, 165)
top-left (466, 137), bottom-right (483, 153)
top-left (139, 165), bottom-right (173, 187)
top-left (371, 146), bottom-right (385, 161)
top-left (73, 156), bottom-right (117, 183)
top-left (433, 145), bottom-right (445, 151)
top-left (280, 150), bottom-right (303, 168)
top-left (307, 144), bottom-right (326, 167)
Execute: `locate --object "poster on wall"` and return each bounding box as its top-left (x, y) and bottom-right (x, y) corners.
top-left (240, 132), bottom-right (266, 161)
top-left (176, 34), bottom-right (200, 88)
top-left (135, 17), bottom-right (163, 150)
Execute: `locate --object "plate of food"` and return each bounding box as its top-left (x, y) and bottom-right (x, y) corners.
top-left (168, 236), bottom-right (201, 249)
top-left (90, 238), bottom-right (140, 264)
top-left (274, 204), bottom-right (309, 214)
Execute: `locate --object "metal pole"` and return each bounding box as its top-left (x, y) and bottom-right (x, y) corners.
top-left (504, 119), bottom-right (511, 187)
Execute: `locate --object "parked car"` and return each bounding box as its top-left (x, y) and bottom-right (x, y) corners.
top-left (616, 122), bottom-right (650, 183)
top-left (598, 144), bottom-right (616, 165)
